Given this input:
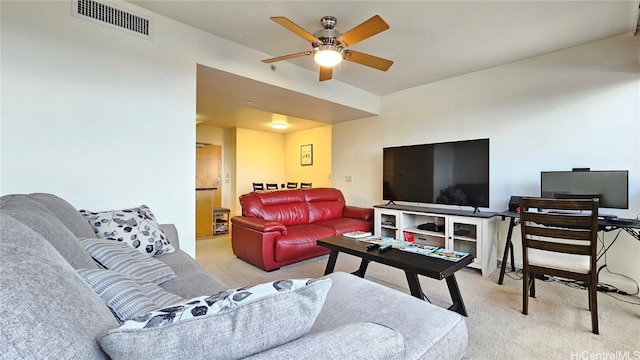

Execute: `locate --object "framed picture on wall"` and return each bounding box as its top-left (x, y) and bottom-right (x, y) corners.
top-left (301, 144), bottom-right (313, 166)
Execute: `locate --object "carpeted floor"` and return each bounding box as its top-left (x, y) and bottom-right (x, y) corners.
top-left (195, 235), bottom-right (640, 360)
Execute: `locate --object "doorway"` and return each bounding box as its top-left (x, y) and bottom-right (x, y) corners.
top-left (195, 144), bottom-right (222, 238)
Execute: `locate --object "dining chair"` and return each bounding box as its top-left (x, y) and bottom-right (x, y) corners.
top-left (286, 182), bottom-right (298, 189)
top-left (300, 182), bottom-right (312, 188)
top-left (265, 183), bottom-right (278, 190)
top-left (252, 183), bottom-right (264, 191)
top-left (519, 197), bottom-right (600, 334)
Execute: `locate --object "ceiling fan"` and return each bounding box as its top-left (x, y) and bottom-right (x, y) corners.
top-left (262, 15), bottom-right (393, 81)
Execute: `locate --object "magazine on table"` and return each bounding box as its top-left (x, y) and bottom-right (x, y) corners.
top-left (400, 242), bottom-right (439, 256)
top-left (354, 236), bottom-right (469, 261)
top-left (357, 236), bottom-right (407, 248)
top-left (425, 248), bottom-right (469, 262)
top-left (342, 231), bottom-right (372, 239)
top-left (398, 242), bottom-right (469, 261)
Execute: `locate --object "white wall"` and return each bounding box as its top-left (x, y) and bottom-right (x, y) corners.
top-left (333, 34), bottom-right (640, 292)
top-left (0, 1), bottom-right (378, 258)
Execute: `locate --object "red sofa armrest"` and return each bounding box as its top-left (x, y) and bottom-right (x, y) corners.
top-left (343, 206), bottom-right (373, 221)
top-left (230, 216), bottom-right (288, 236)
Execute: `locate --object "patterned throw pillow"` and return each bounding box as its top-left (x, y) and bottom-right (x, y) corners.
top-left (80, 238), bottom-right (176, 285)
top-left (99, 278), bottom-right (333, 360)
top-left (79, 205), bottom-right (175, 256)
top-left (78, 269), bottom-right (184, 323)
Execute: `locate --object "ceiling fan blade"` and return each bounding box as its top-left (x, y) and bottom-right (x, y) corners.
top-left (339, 15), bottom-right (389, 47)
top-left (345, 50), bottom-right (393, 71)
top-left (270, 17), bottom-right (320, 44)
top-left (262, 51), bottom-right (311, 63)
top-left (319, 66), bottom-right (333, 81)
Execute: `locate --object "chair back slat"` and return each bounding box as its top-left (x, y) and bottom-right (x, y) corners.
top-left (525, 212), bottom-right (594, 229)
top-left (527, 239), bottom-right (592, 255)
top-left (522, 198), bottom-right (598, 211)
top-left (524, 224), bottom-right (594, 242)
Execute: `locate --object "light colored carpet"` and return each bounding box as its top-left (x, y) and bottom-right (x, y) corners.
top-left (195, 235), bottom-right (639, 360)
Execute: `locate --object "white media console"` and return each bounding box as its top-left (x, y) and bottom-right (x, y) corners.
top-left (374, 204), bottom-right (497, 277)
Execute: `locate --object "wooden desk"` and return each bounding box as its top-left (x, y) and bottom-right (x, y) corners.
top-left (496, 210), bottom-right (640, 285)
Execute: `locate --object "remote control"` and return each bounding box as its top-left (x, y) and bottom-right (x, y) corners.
top-left (378, 244), bottom-right (392, 252)
top-left (366, 243), bottom-right (380, 251)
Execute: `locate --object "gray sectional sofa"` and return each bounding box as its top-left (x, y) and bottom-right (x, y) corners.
top-left (0, 193), bottom-right (468, 359)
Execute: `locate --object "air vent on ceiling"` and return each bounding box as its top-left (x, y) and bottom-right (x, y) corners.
top-left (72, 0), bottom-right (153, 40)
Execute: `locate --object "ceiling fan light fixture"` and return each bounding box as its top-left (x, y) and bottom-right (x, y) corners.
top-left (314, 44), bottom-right (343, 67)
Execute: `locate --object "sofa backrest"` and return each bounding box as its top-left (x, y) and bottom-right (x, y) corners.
top-left (0, 194), bottom-right (98, 269)
top-left (28, 192), bottom-right (98, 238)
top-left (305, 188), bottom-right (346, 223)
top-left (239, 188), bottom-right (346, 226)
top-left (0, 213), bottom-right (117, 359)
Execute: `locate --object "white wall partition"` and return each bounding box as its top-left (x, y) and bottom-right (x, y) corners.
top-left (0, 1), bottom-right (376, 257)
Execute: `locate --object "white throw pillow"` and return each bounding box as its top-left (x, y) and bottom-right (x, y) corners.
top-left (80, 205), bottom-right (175, 256)
top-left (99, 278), bottom-right (332, 360)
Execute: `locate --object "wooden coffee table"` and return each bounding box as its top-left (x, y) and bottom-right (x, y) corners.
top-left (317, 236), bottom-right (473, 316)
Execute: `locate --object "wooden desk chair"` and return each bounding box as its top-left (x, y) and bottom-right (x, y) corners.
top-left (286, 182), bottom-right (298, 189)
top-left (519, 197), bottom-right (600, 334)
top-left (265, 183), bottom-right (278, 190)
top-left (252, 183), bottom-right (264, 191)
top-left (300, 182), bottom-right (312, 188)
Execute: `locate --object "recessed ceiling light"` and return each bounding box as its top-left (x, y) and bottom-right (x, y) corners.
top-left (271, 122), bottom-right (288, 129)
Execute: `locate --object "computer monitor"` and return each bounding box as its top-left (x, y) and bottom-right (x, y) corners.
top-left (540, 170), bottom-right (628, 210)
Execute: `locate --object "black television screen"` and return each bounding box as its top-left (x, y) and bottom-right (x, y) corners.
top-left (540, 170), bottom-right (629, 209)
top-left (383, 138), bottom-right (490, 208)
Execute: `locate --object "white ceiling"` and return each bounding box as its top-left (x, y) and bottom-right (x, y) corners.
top-left (131, 1), bottom-right (639, 133)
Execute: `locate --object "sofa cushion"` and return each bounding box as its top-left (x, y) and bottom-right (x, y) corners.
top-left (157, 250), bottom-right (229, 298)
top-left (0, 195), bottom-right (98, 269)
top-left (80, 238), bottom-right (177, 285)
top-left (314, 272), bottom-right (468, 360)
top-left (274, 224), bottom-right (335, 262)
top-left (80, 205), bottom-right (175, 256)
top-left (99, 278), bottom-right (332, 360)
top-left (27, 192), bottom-right (98, 238)
top-left (245, 322), bottom-right (405, 360)
top-left (314, 217), bottom-right (372, 235)
top-left (0, 213), bottom-right (118, 359)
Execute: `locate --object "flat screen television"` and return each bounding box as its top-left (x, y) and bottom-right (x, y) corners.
top-left (540, 170), bottom-right (629, 209)
top-left (383, 138), bottom-right (490, 208)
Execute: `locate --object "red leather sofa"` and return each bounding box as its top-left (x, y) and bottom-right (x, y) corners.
top-left (231, 188), bottom-right (373, 271)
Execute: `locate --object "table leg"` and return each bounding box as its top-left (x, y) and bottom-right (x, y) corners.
top-left (498, 217), bottom-right (516, 285)
top-left (404, 271), bottom-right (424, 300)
top-left (446, 275), bottom-right (468, 317)
top-left (353, 259), bottom-right (370, 278)
top-left (324, 250), bottom-right (339, 275)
